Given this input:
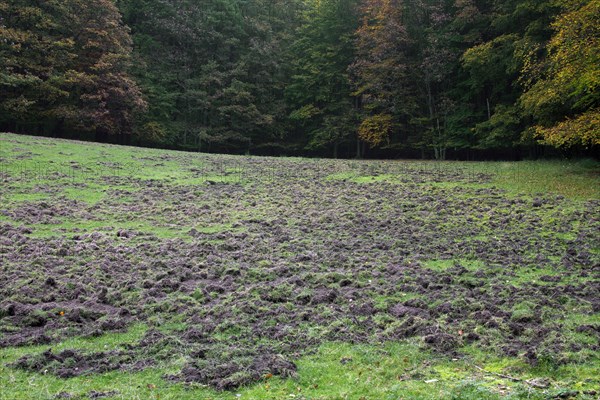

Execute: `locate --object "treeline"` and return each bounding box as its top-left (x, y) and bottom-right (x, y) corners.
top-left (0, 0), bottom-right (598, 159)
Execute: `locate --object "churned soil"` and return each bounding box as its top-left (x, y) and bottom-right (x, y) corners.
top-left (1, 154), bottom-right (598, 390)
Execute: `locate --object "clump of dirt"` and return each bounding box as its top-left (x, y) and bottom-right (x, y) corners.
top-left (88, 390), bottom-right (120, 399)
top-left (10, 348), bottom-right (134, 378)
top-left (172, 351), bottom-right (296, 390)
top-left (423, 333), bottom-right (461, 352)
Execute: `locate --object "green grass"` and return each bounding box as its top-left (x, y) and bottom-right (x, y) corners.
top-left (24, 219), bottom-right (187, 239)
top-left (326, 159), bottom-right (600, 200)
top-left (422, 259), bottom-right (485, 272)
top-left (2, 329), bottom-right (598, 399)
top-left (3, 133), bottom-right (599, 201)
top-left (490, 160), bottom-right (599, 200)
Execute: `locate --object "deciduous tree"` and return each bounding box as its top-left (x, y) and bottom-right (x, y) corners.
top-left (520, 0), bottom-right (599, 148)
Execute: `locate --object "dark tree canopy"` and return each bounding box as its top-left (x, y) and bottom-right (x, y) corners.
top-left (0, 0), bottom-right (145, 138)
top-left (1, 0), bottom-right (597, 157)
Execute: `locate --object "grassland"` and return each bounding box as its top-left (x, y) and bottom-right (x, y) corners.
top-left (0, 133), bottom-right (599, 399)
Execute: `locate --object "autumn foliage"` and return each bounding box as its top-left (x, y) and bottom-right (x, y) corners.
top-left (0, 0), bottom-right (145, 137)
top-left (0, 0), bottom-right (598, 155)
top-left (521, 0), bottom-right (600, 148)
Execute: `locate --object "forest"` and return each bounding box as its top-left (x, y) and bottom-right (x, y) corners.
top-left (0, 0), bottom-right (598, 159)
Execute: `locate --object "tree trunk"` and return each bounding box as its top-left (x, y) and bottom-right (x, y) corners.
top-left (434, 117), bottom-right (446, 161)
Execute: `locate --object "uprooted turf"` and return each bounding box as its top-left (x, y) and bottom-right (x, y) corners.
top-left (0, 133), bottom-right (599, 399)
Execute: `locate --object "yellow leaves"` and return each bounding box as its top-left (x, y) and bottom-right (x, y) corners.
top-left (54, 38), bottom-right (75, 50)
top-left (358, 113), bottom-right (393, 147)
top-left (546, 1), bottom-right (600, 83)
top-left (63, 70), bottom-right (95, 86)
top-left (16, 7), bottom-right (44, 20)
top-left (520, 0), bottom-right (600, 148)
top-left (535, 107), bottom-right (600, 148)
top-left (461, 41), bottom-right (494, 67)
top-left (290, 104), bottom-right (321, 121)
top-left (139, 122), bottom-right (167, 142)
top-left (262, 373), bottom-right (274, 390)
top-left (0, 27), bottom-right (21, 43)
top-left (462, 34), bottom-right (519, 68)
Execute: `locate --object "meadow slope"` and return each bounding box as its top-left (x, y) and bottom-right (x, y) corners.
top-left (0, 133), bottom-right (599, 399)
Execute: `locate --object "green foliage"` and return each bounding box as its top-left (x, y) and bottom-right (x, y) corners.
top-left (118, 0), bottom-right (299, 152)
top-left (0, 0), bottom-right (145, 136)
top-left (350, 0), bottom-right (415, 136)
top-left (285, 0), bottom-right (359, 156)
top-left (1, 0), bottom-right (597, 155)
top-left (473, 105), bottom-right (522, 148)
top-left (458, 0), bottom-right (561, 150)
top-left (520, 0), bottom-right (600, 148)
